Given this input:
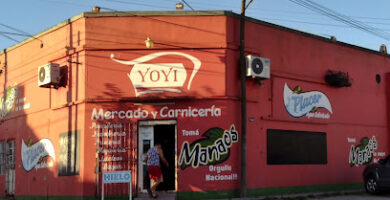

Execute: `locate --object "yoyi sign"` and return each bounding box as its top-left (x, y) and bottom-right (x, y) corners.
top-left (111, 52), bottom-right (201, 97)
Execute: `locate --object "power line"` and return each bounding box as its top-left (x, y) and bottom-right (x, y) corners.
top-left (261, 18), bottom-right (351, 28)
top-left (176, 0), bottom-right (390, 26)
top-left (248, 9), bottom-right (390, 25)
top-left (41, 0), bottom-right (94, 9)
top-left (288, 0), bottom-right (390, 41)
top-left (249, 8), bottom-right (390, 22)
top-left (0, 24), bottom-right (28, 43)
top-left (0, 23), bottom-right (43, 47)
top-left (42, 0), bottom-right (172, 11)
top-left (42, 0), bottom-right (124, 12)
top-left (0, 33), bottom-right (19, 43)
top-left (0, 23), bottom-right (34, 38)
top-left (99, 6), bottom-right (118, 12)
top-left (260, 17), bottom-right (390, 30)
top-left (0, 31), bottom-right (31, 37)
top-left (100, 0), bottom-right (173, 10)
top-left (181, 0), bottom-right (195, 11)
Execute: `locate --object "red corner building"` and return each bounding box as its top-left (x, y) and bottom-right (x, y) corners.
top-left (0, 11), bottom-right (387, 199)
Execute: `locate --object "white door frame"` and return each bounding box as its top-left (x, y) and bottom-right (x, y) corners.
top-left (138, 120), bottom-right (177, 192)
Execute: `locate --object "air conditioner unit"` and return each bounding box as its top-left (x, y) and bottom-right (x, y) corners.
top-left (246, 55), bottom-right (270, 79)
top-left (37, 63), bottom-right (61, 87)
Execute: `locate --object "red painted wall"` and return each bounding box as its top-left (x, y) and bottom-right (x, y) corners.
top-left (0, 17), bottom-right (87, 197)
top-left (231, 18), bottom-right (390, 189)
top-left (1, 11), bottom-right (390, 198)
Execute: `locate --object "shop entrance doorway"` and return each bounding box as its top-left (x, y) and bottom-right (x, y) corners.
top-left (138, 120), bottom-right (176, 193)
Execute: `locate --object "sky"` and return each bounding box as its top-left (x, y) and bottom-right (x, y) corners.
top-left (1, 0), bottom-right (390, 51)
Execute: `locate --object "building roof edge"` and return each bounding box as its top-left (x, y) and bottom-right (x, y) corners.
top-left (0, 10), bottom-right (387, 57)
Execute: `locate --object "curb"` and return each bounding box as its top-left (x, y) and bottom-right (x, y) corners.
top-left (216, 189), bottom-right (365, 200)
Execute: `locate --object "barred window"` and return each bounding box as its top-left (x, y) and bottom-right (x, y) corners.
top-left (6, 141), bottom-right (14, 169)
top-left (59, 131), bottom-right (80, 176)
top-left (0, 142), bottom-right (4, 175)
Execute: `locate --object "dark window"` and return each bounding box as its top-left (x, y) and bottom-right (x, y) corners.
top-left (59, 131), bottom-right (80, 176)
top-left (267, 129), bottom-right (327, 165)
top-left (0, 141), bottom-right (4, 175)
top-left (6, 140), bottom-right (15, 169)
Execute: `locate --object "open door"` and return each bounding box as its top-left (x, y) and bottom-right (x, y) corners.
top-left (138, 120), bottom-right (177, 193)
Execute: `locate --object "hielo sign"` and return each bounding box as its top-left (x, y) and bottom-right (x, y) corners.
top-left (102, 171), bottom-right (131, 183)
top-left (101, 171), bottom-right (132, 200)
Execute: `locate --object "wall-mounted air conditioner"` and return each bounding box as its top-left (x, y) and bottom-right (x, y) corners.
top-left (38, 63), bottom-right (61, 87)
top-left (246, 55), bottom-right (270, 79)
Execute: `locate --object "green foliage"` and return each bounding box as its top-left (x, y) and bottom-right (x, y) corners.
top-left (0, 85), bottom-right (17, 118)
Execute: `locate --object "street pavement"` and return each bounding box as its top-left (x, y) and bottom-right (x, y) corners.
top-left (224, 190), bottom-right (390, 200)
top-left (306, 193), bottom-right (390, 200)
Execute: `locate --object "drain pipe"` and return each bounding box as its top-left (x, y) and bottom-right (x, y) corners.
top-left (1, 49), bottom-right (7, 121)
top-left (240, 0), bottom-right (247, 197)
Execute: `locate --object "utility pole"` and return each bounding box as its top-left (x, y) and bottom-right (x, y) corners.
top-left (240, 0), bottom-right (247, 197)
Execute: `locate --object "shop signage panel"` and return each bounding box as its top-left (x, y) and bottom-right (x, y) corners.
top-left (272, 77), bottom-right (333, 122)
top-left (87, 50), bottom-right (226, 99)
top-left (21, 138), bottom-right (56, 172)
top-left (103, 171), bottom-right (131, 183)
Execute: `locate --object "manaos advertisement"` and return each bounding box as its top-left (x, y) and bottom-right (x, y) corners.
top-left (177, 123), bottom-right (240, 191)
top-left (87, 50), bottom-right (226, 99)
top-left (175, 102), bottom-right (241, 192)
top-left (178, 124), bottom-right (239, 179)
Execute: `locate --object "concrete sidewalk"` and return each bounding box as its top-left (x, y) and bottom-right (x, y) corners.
top-left (216, 189), bottom-right (367, 200)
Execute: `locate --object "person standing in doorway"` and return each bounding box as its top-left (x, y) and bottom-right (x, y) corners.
top-left (144, 142), bottom-right (169, 198)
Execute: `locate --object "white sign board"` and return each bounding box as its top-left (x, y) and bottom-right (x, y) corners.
top-left (103, 171), bottom-right (131, 183)
top-left (102, 171), bottom-right (132, 200)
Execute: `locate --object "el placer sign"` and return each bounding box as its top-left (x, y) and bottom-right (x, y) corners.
top-left (283, 83), bottom-right (333, 119)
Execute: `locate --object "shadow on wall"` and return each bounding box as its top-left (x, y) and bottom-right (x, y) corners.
top-left (0, 47), bottom-right (96, 198)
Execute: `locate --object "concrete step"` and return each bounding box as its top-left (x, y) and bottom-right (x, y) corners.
top-left (134, 191), bottom-right (176, 200)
